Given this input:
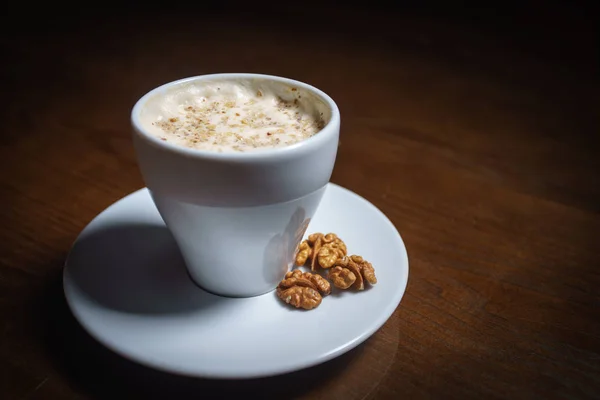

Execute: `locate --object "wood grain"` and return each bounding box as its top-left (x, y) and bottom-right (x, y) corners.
top-left (1, 3), bottom-right (598, 399)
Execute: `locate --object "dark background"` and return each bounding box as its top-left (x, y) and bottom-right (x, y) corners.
top-left (1, 0), bottom-right (597, 134)
top-left (0, 0), bottom-right (598, 399)
top-left (1, 0), bottom-right (597, 70)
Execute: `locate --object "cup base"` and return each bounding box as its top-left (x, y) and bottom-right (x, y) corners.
top-left (184, 266), bottom-right (282, 298)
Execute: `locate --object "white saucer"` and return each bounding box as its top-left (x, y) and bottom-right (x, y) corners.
top-left (63, 183), bottom-right (409, 379)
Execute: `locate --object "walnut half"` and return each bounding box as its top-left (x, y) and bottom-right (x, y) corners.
top-left (294, 232), bottom-right (347, 271)
top-left (281, 270), bottom-right (331, 295)
top-left (349, 255), bottom-right (377, 285)
top-left (328, 266), bottom-right (356, 289)
top-left (277, 286), bottom-right (322, 310)
top-left (328, 255), bottom-right (377, 291)
top-left (276, 270), bottom-right (331, 310)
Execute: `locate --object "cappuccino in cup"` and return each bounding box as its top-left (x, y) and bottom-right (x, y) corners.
top-left (139, 79), bottom-right (329, 153)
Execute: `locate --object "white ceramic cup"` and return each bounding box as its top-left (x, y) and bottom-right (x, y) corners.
top-left (131, 73), bottom-right (340, 297)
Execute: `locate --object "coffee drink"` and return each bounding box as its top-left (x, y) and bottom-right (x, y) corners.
top-left (139, 79), bottom-right (329, 152)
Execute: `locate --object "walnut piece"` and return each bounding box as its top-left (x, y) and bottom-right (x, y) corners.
top-left (328, 255), bottom-right (376, 291)
top-left (276, 270), bottom-right (331, 309)
top-left (328, 266), bottom-right (356, 289)
top-left (349, 255), bottom-right (377, 285)
top-left (317, 241), bottom-right (347, 269)
top-left (345, 257), bottom-right (364, 290)
top-left (295, 232), bottom-right (347, 271)
top-left (282, 270), bottom-right (331, 295)
top-left (280, 270), bottom-right (318, 291)
top-left (295, 241), bottom-right (312, 266)
top-left (277, 286), bottom-right (321, 310)
top-left (304, 272), bottom-right (331, 295)
top-left (307, 233), bottom-right (323, 271)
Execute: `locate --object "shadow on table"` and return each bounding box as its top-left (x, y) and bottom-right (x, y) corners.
top-left (38, 266), bottom-right (364, 399)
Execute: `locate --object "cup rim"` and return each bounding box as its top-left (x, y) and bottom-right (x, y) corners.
top-left (131, 73), bottom-right (340, 161)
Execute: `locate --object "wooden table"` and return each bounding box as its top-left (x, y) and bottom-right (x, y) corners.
top-left (1, 3), bottom-right (598, 399)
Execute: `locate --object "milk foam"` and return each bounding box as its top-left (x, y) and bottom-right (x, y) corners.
top-left (139, 78), bottom-right (330, 152)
